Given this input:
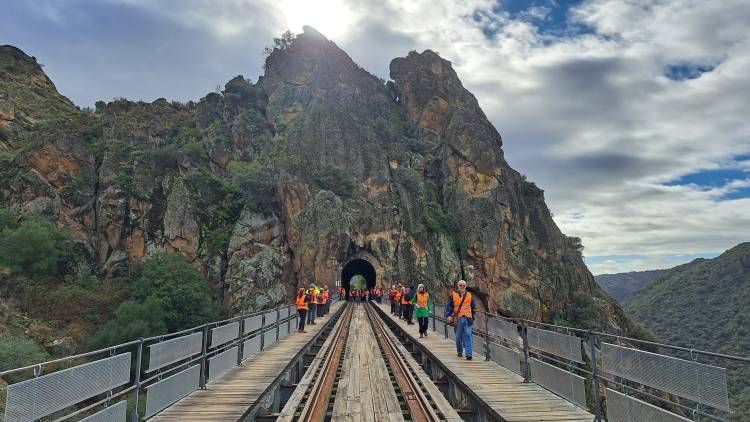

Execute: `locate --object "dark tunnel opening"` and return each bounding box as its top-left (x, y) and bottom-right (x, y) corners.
top-left (341, 259), bottom-right (376, 292)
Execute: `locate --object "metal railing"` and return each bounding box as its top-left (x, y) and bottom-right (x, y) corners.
top-left (0, 294), bottom-right (340, 422)
top-left (428, 302), bottom-right (750, 422)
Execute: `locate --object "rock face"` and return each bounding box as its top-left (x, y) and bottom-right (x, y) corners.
top-left (0, 29), bottom-right (631, 332)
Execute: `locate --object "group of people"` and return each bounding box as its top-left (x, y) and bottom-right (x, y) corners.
top-left (294, 278), bottom-right (477, 361)
top-left (389, 284), bottom-right (433, 338)
top-left (347, 287), bottom-right (384, 303)
top-left (294, 284), bottom-right (333, 333)
top-left (390, 280), bottom-right (476, 360)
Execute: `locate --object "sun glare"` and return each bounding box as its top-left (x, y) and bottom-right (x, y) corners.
top-left (280, 0), bottom-right (353, 39)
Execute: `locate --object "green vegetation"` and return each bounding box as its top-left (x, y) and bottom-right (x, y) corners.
top-left (0, 215), bottom-right (70, 277)
top-left (625, 244), bottom-right (750, 420)
top-left (0, 332), bottom-right (49, 382)
top-left (228, 160), bottom-right (276, 214)
top-left (313, 162), bottom-right (355, 198)
top-left (90, 253), bottom-right (220, 348)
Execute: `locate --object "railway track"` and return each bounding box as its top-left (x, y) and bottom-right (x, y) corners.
top-left (363, 303), bottom-right (447, 422)
top-left (279, 302), bottom-right (457, 421)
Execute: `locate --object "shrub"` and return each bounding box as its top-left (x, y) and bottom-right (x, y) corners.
top-left (0, 331), bottom-right (49, 382)
top-left (132, 253), bottom-right (220, 332)
top-left (89, 297), bottom-right (168, 348)
top-left (0, 208), bottom-right (16, 231)
top-left (0, 217), bottom-right (70, 277)
top-left (228, 160), bottom-right (276, 214)
top-left (314, 162), bottom-right (355, 198)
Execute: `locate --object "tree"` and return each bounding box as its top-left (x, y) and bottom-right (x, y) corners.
top-left (0, 217), bottom-right (70, 277)
top-left (263, 30), bottom-right (296, 57)
top-left (228, 160), bottom-right (276, 214)
top-left (132, 252), bottom-right (220, 332)
top-left (0, 208), bottom-right (16, 230)
top-left (89, 297), bottom-right (168, 348)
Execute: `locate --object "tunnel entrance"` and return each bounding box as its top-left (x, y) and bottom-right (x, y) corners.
top-left (341, 259), bottom-right (376, 292)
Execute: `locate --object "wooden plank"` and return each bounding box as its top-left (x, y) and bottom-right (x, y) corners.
top-left (375, 303), bottom-right (595, 422)
top-left (149, 302), bottom-right (343, 421)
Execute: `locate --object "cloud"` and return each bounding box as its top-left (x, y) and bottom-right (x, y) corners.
top-left (2, 0), bottom-right (749, 272)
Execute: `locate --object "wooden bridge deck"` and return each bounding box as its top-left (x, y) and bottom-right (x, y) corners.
top-left (149, 302), bottom-right (343, 422)
top-left (376, 303), bottom-right (594, 422)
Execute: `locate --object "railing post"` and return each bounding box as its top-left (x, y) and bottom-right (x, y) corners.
top-left (521, 320), bottom-right (531, 383)
top-left (199, 325), bottom-right (209, 389)
top-left (275, 307), bottom-right (281, 342)
top-left (287, 305), bottom-right (292, 334)
top-left (431, 304), bottom-right (436, 331)
top-left (588, 331), bottom-right (603, 421)
top-left (260, 312), bottom-right (266, 351)
top-left (237, 316), bottom-right (244, 366)
top-left (483, 312), bottom-right (490, 361)
top-left (131, 338), bottom-right (144, 422)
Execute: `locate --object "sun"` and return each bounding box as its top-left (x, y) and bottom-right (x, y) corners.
top-left (279, 0), bottom-right (354, 39)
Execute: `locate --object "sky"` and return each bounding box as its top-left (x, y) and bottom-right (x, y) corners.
top-left (2, 0), bottom-right (749, 275)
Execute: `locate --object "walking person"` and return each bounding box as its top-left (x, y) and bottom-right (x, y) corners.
top-left (394, 285), bottom-right (402, 317)
top-left (388, 285), bottom-right (396, 315)
top-left (413, 284), bottom-right (432, 338)
top-left (445, 280), bottom-right (476, 360)
top-left (307, 285), bottom-right (318, 325)
top-left (317, 286), bottom-right (327, 316)
top-left (322, 286), bottom-right (330, 314)
top-left (295, 288), bottom-right (310, 332)
top-left (400, 286), bottom-right (409, 319)
top-left (404, 286), bottom-right (415, 325)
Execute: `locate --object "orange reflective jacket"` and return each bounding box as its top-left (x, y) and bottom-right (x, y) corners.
top-left (321, 290), bottom-right (329, 304)
top-left (296, 295), bottom-right (308, 311)
top-left (416, 292), bottom-right (429, 309)
top-left (451, 291), bottom-right (473, 319)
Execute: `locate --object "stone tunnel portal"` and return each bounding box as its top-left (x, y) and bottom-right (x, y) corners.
top-left (341, 259), bottom-right (376, 292)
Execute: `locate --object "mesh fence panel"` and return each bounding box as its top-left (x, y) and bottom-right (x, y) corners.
top-left (244, 314), bottom-right (263, 334)
top-left (280, 307), bottom-right (290, 319)
top-left (529, 358), bottom-right (586, 408)
top-left (435, 320), bottom-right (445, 335)
top-left (527, 327), bottom-right (583, 363)
top-left (601, 343), bottom-right (730, 411)
top-left (79, 400), bottom-right (127, 422)
top-left (264, 310), bottom-right (278, 325)
top-left (279, 321), bottom-right (289, 339)
top-left (447, 325), bottom-right (456, 340)
top-left (475, 313), bottom-right (487, 333)
top-left (148, 332), bottom-right (202, 372)
top-left (243, 334), bottom-right (262, 359)
top-left (606, 388), bottom-right (692, 422)
top-left (144, 364), bottom-right (200, 418)
top-left (208, 346), bottom-right (238, 383)
top-left (263, 329), bottom-right (276, 349)
top-left (4, 353), bottom-right (131, 422)
top-left (488, 341), bottom-right (522, 375)
top-left (488, 317), bottom-right (519, 344)
top-left (210, 322), bottom-right (239, 347)
top-left (472, 334), bottom-right (484, 357)
top-left (434, 304), bottom-right (445, 319)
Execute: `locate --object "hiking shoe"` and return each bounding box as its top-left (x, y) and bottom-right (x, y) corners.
top-left (457, 353), bottom-right (463, 357)
top-left (466, 356), bottom-right (473, 360)
top-left (424, 332), bottom-right (428, 337)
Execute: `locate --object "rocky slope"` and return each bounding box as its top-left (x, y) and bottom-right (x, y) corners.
top-left (625, 243), bottom-right (750, 419)
top-left (0, 27), bottom-right (631, 333)
top-left (595, 269), bottom-right (666, 302)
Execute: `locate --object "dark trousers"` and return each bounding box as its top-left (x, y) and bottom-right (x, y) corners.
top-left (405, 304), bottom-right (413, 323)
top-left (390, 300), bottom-right (396, 314)
top-left (308, 303), bottom-right (317, 324)
top-left (417, 316), bottom-right (429, 333)
top-left (298, 309), bottom-right (307, 331)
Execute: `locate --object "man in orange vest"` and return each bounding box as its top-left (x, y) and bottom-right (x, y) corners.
top-left (307, 285), bottom-right (318, 325)
top-left (388, 284), bottom-right (396, 315)
top-left (295, 288), bottom-right (309, 333)
top-left (445, 279), bottom-right (476, 360)
top-left (394, 285), bottom-right (402, 317)
top-left (321, 286), bottom-right (330, 315)
top-left (400, 286), bottom-right (409, 320)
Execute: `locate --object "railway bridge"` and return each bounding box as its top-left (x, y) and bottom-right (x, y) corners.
top-left (1, 294), bottom-right (747, 422)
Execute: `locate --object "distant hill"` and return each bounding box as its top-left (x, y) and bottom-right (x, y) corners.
top-left (625, 243), bottom-right (750, 420)
top-left (594, 269), bottom-right (667, 302)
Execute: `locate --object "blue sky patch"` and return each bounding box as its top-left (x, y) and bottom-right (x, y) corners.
top-left (664, 62), bottom-right (717, 81)
top-left (475, 0), bottom-right (593, 39)
top-left (665, 168), bottom-right (748, 189)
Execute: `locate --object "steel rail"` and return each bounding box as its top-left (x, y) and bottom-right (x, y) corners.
top-left (365, 303), bottom-right (443, 422)
top-left (296, 304), bottom-right (354, 421)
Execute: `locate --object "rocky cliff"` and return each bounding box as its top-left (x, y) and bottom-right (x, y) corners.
top-left (0, 27), bottom-right (631, 332)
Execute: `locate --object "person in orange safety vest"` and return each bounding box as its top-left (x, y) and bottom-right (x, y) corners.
top-left (295, 288), bottom-right (309, 332)
top-left (445, 280), bottom-right (476, 360)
